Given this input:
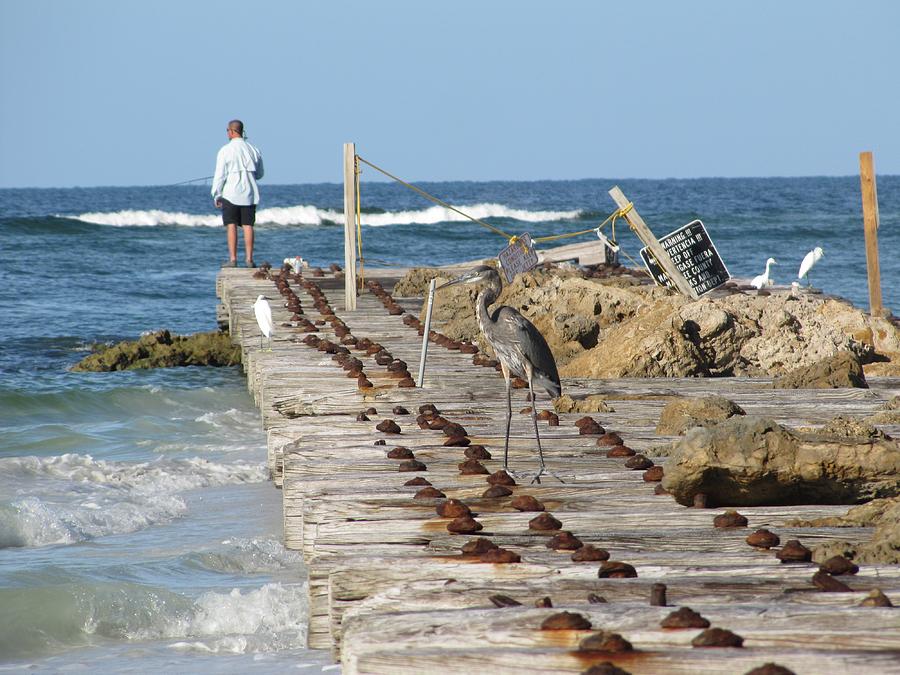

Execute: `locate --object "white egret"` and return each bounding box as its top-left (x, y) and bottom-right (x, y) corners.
top-left (798, 247), bottom-right (824, 286)
top-left (750, 257), bottom-right (778, 289)
top-left (253, 295), bottom-right (274, 350)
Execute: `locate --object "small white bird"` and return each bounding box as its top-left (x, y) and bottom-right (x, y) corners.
top-left (253, 295), bottom-right (274, 350)
top-left (798, 247), bottom-right (824, 286)
top-left (751, 257), bottom-right (778, 289)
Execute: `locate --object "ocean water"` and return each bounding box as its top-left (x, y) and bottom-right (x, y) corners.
top-left (0, 177), bottom-right (897, 671)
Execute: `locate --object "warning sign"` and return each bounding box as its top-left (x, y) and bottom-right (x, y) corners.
top-left (639, 220), bottom-right (730, 296)
top-left (498, 232), bottom-right (539, 283)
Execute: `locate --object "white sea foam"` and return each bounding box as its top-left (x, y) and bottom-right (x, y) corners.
top-left (154, 582), bottom-right (308, 651)
top-left (0, 580), bottom-right (309, 659)
top-left (70, 202), bottom-right (583, 228)
top-left (0, 454), bottom-right (267, 547)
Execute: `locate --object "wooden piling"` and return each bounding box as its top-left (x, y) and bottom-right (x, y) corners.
top-left (343, 142), bottom-right (358, 311)
top-left (859, 151), bottom-right (884, 317)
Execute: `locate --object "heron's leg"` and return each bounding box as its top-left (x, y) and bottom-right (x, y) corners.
top-left (527, 372), bottom-right (564, 485)
top-left (501, 363), bottom-right (513, 472)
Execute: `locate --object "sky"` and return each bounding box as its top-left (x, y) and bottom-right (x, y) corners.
top-left (1, 0), bottom-right (899, 188)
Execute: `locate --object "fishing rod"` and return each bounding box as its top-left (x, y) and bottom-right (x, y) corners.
top-left (168, 175), bottom-right (214, 186)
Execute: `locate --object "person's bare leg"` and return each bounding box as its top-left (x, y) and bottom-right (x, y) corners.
top-left (243, 225), bottom-right (254, 264)
top-left (226, 223), bottom-right (238, 263)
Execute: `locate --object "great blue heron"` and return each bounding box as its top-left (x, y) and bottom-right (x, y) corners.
top-left (750, 257), bottom-right (777, 289)
top-left (438, 266), bottom-right (562, 483)
top-left (798, 247), bottom-right (824, 287)
top-left (253, 294), bottom-right (273, 350)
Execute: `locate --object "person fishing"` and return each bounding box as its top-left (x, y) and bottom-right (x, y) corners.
top-left (212, 119), bottom-right (264, 268)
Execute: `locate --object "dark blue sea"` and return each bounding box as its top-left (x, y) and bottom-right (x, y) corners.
top-left (0, 177), bottom-right (897, 671)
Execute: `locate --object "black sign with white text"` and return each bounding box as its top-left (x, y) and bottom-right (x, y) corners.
top-left (639, 220), bottom-right (730, 296)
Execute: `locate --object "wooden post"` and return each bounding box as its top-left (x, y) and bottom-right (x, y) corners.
top-left (859, 151), bottom-right (883, 317)
top-left (343, 143), bottom-right (358, 311)
top-left (608, 186), bottom-right (698, 300)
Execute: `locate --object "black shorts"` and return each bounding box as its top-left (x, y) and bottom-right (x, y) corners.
top-left (220, 198), bottom-right (256, 226)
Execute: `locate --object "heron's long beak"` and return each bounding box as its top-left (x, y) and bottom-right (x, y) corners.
top-left (436, 271), bottom-right (476, 290)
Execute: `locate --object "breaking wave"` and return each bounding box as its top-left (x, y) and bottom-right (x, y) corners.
top-left (0, 580), bottom-right (308, 659)
top-left (70, 202), bottom-right (584, 227)
top-left (0, 454), bottom-right (267, 548)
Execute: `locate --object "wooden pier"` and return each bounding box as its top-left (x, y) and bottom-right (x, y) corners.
top-left (217, 265), bottom-right (900, 675)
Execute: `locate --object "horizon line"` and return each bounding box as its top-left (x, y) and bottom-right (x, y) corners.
top-left (2, 173), bottom-right (898, 191)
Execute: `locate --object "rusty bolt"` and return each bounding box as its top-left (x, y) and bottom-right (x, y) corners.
top-left (444, 436), bottom-right (471, 447)
top-left (392, 405), bottom-right (410, 415)
top-left (443, 423), bottom-right (468, 437)
top-left (819, 555), bottom-right (859, 576)
top-left (397, 376), bottom-right (416, 387)
top-left (464, 445), bottom-right (492, 460)
top-left (546, 531), bottom-right (583, 550)
top-left (482, 485), bottom-right (513, 498)
top-left (436, 499), bottom-right (472, 518)
top-left (606, 445), bottom-right (635, 458)
top-left (365, 406), bottom-right (378, 415)
top-left (571, 545), bottom-right (610, 562)
top-left (540, 612), bottom-right (592, 631)
top-left (479, 547), bottom-right (521, 563)
top-left (624, 454), bottom-right (654, 470)
top-left (713, 510), bottom-right (748, 528)
top-left (446, 515), bottom-right (482, 534)
top-left (386, 446), bottom-right (415, 460)
top-left (547, 413), bottom-right (560, 426)
top-left (462, 538), bottom-right (497, 556)
top-left (373, 439), bottom-right (386, 446)
top-left (534, 596), bottom-right (553, 608)
top-left (596, 432), bottom-right (624, 446)
top-left (598, 561), bottom-right (638, 578)
top-left (811, 570), bottom-right (852, 592)
top-left (746, 529), bottom-right (780, 548)
top-left (776, 540), bottom-right (812, 563)
top-left (744, 664), bottom-right (797, 675)
top-left (653, 483), bottom-right (669, 495)
top-left (578, 632), bottom-right (633, 653)
top-left (529, 512), bottom-right (562, 531)
top-left (398, 459), bottom-right (426, 472)
top-left (487, 470), bottom-right (517, 486)
top-left (458, 458), bottom-right (489, 475)
top-left (587, 593), bottom-right (607, 604)
top-left (413, 486), bottom-right (445, 499)
top-left (536, 409), bottom-right (553, 421)
top-left (660, 607), bottom-right (710, 629)
top-left (520, 406), bottom-right (533, 415)
top-left (643, 466), bottom-right (664, 482)
top-left (574, 416), bottom-right (596, 428)
top-left (691, 627), bottom-right (744, 648)
top-left (356, 412), bottom-right (370, 422)
top-left (579, 421), bottom-right (605, 435)
top-left (511, 495), bottom-right (544, 512)
top-left (580, 663), bottom-right (630, 675)
top-left (403, 476), bottom-right (431, 486)
top-left (489, 594), bottom-right (521, 607)
top-left (376, 420), bottom-right (401, 434)
top-left (650, 583), bottom-right (667, 607)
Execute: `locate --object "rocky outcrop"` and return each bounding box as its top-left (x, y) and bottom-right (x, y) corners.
top-left (655, 396), bottom-right (746, 435)
top-left (399, 265), bottom-right (900, 378)
top-left (772, 351), bottom-right (868, 389)
top-left (71, 330), bottom-right (241, 371)
top-left (661, 416), bottom-right (900, 507)
top-left (553, 394), bottom-right (614, 414)
top-left (393, 268), bottom-right (443, 297)
top-left (791, 497), bottom-right (900, 565)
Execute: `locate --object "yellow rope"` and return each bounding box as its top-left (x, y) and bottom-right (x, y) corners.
top-left (355, 155), bottom-right (516, 240)
top-left (531, 202), bottom-right (633, 244)
top-left (352, 156), bottom-right (645, 275)
top-left (355, 157), bottom-right (364, 288)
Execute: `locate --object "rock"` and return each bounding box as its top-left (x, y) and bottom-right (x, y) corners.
top-left (772, 351), bottom-right (867, 389)
top-left (655, 396), bottom-right (746, 435)
top-left (71, 330), bottom-right (241, 371)
top-left (393, 267), bottom-right (443, 296)
top-left (553, 394), bottom-right (613, 414)
top-left (401, 265), bottom-right (900, 378)
top-left (803, 496), bottom-right (900, 566)
top-left (860, 589), bottom-right (893, 607)
top-left (661, 416), bottom-right (900, 507)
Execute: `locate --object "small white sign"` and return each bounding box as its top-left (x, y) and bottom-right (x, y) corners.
top-left (498, 232), bottom-right (539, 283)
